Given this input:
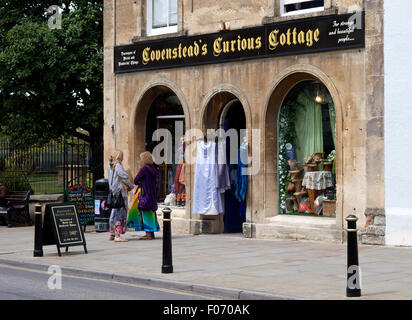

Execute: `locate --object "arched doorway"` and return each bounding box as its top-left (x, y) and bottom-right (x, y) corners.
top-left (278, 80), bottom-right (336, 216)
top-left (146, 92), bottom-right (185, 203)
top-left (201, 92), bottom-right (248, 233)
top-left (132, 85), bottom-right (187, 206)
top-left (219, 100), bottom-right (246, 233)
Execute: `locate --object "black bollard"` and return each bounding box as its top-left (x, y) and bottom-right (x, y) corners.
top-left (33, 204), bottom-right (43, 257)
top-left (346, 214), bottom-right (361, 297)
top-left (161, 207), bottom-right (173, 274)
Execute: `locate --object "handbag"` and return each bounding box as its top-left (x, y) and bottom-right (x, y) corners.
top-left (106, 164), bottom-right (125, 209)
top-left (137, 187), bottom-right (149, 210)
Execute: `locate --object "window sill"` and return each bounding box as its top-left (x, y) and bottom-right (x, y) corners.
top-left (132, 30), bottom-right (188, 43)
top-left (262, 7), bottom-right (338, 25)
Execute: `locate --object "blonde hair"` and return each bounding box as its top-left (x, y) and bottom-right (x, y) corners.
top-left (109, 150), bottom-right (123, 169)
top-left (140, 151), bottom-right (154, 165)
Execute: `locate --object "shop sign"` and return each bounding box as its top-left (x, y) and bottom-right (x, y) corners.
top-left (64, 184), bottom-right (95, 225)
top-left (114, 12), bottom-right (365, 73)
top-left (42, 203), bottom-right (88, 256)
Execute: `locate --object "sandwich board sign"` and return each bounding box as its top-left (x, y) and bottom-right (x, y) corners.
top-left (42, 203), bottom-right (88, 256)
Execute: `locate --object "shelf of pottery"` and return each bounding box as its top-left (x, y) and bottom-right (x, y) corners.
top-left (286, 152), bottom-right (336, 216)
top-left (286, 159), bottom-right (307, 212)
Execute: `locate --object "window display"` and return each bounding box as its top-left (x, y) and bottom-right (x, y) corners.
top-left (278, 80), bottom-right (336, 216)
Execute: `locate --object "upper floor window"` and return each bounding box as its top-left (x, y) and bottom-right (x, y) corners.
top-left (147, 0), bottom-right (178, 36)
top-left (280, 0), bottom-right (324, 16)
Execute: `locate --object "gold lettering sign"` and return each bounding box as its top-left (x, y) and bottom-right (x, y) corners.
top-left (268, 27), bottom-right (320, 50)
top-left (115, 13), bottom-right (365, 73)
top-left (142, 40), bottom-right (207, 65)
top-left (213, 35), bottom-right (262, 57)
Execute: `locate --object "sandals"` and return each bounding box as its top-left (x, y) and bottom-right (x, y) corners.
top-left (139, 235), bottom-right (154, 240)
top-left (114, 237), bottom-right (128, 242)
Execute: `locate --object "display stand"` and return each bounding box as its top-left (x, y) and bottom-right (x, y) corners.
top-left (287, 168), bottom-right (306, 212)
top-left (42, 203), bottom-right (88, 256)
top-left (302, 171), bottom-right (334, 215)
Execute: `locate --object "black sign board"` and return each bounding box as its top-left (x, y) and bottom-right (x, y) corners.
top-left (42, 203), bottom-right (88, 256)
top-left (114, 12), bottom-right (365, 73)
top-left (64, 184), bottom-right (95, 226)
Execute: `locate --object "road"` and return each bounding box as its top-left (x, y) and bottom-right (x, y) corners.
top-left (0, 264), bottom-right (216, 300)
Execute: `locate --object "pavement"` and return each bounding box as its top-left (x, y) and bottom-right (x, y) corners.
top-left (1, 225), bottom-right (412, 300)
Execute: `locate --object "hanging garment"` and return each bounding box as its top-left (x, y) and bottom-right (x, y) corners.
top-left (223, 140), bottom-right (248, 232)
top-left (178, 163), bottom-right (185, 185)
top-left (192, 141), bottom-right (223, 215)
top-left (174, 163), bottom-right (184, 194)
top-left (235, 146), bottom-right (248, 203)
top-left (167, 166), bottom-right (174, 194)
top-left (216, 141), bottom-right (231, 191)
top-left (224, 191), bottom-right (243, 233)
top-left (177, 136), bottom-right (185, 162)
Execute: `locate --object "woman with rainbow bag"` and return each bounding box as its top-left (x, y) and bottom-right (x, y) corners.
top-left (126, 151), bottom-right (160, 240)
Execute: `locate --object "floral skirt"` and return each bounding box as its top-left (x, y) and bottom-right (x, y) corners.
top-left (109, 207), bottom-right (127, 236)
top-left (109, 191), bottom-right (128, 237)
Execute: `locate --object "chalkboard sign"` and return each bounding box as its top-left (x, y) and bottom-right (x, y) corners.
top-left (64, 184), bottom-right (95, 225)
top-left (43, 203), bottom-right (88, 256)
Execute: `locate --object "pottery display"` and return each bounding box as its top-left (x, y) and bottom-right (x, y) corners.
top-left (312, 152), bottom-right (325, 162)
top-left (322, 161), bottom-right (333, 171)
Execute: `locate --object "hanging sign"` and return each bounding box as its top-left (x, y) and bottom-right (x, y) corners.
top-left (64, 184), bottom-right (95, 225)
top-left (114, 12), bottom-right (365, 73)
top-left (42, 203), bottom-right (88, 256)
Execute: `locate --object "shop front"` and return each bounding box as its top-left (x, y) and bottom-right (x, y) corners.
top-left (105, 6), bottom-right (382, 243)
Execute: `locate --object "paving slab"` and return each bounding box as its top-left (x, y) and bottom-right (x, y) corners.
top-left (0, 225), bottom-right (412, 299)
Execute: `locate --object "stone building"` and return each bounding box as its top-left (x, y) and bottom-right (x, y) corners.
top-left (104, 0), bottom-right (412, 245)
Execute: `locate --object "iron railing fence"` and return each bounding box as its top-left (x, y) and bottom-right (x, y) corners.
top-left (0, 136), bottom-right (93, 194)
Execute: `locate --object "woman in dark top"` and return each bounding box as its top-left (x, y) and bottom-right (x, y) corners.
top-left (133, 151), bottom-right (160, 240)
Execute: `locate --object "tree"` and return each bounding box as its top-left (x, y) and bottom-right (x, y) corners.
top-left (0, 1), bottom-right (104, 179)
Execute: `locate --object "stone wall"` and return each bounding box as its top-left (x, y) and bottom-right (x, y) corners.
top-left (104, 0), bottom-right (385, 243)
top-left (361, 0), bottom-right (385, 245)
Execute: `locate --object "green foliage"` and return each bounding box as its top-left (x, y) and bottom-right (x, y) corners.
top-left (326, 150), bottom-right (336, 162)
top-left (4, 150), bottom-right (35, 173)
top-left (0, 155), bottom-right (4, 170)
top-left (278, 101), bottom-right (298, 213)
top-left (0, 1), bottom-right (103, 148)
top-left (0, 170), bottom-right (32, 192)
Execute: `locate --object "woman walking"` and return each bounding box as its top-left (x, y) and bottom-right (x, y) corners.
top-left (128, 151), bottom-right (160, 240)
top-left (108, 150), bottom-right (134, 242)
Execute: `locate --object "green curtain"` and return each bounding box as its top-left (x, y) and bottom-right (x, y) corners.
top-left (328, 102), bottom-right (336, 148)
top-left (294, 92), bottom-right (324, 166)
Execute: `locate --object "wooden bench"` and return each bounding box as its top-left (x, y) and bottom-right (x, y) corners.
top-left (0, 191), bottom-right (32, 228)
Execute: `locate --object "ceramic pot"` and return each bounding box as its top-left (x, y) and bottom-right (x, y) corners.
top-left (312, 152), bottom-right (325, 162)
top-left (306, 164), bottom-right (318, 172)
top-left (323, 161), bottom-right (333, 172)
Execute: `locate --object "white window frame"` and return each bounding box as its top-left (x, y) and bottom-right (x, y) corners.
top-left (280, 0), bottom-right (324, 17)
top-left (146, 0), bottom-right (178, 36)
